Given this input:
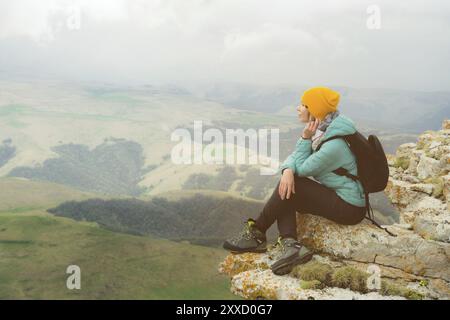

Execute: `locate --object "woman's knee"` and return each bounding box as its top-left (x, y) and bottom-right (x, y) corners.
top-left (271, 183), bottom-right (297, 205)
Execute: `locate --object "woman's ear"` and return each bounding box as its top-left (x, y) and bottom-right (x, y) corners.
top-left (309, 114), bottom-right (316, 122)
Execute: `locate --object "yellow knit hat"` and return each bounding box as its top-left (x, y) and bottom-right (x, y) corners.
top-left (301, 87), bottom-right (340, 120)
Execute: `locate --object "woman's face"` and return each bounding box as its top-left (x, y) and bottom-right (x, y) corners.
top-left (296, 103), bottom-right (311, 123)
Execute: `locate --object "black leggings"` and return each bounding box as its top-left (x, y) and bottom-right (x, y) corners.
top-left (254, 176), bottom-right (366, 239)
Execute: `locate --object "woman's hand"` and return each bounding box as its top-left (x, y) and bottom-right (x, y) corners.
top-left (302, 118), bottom-right (320, 139)
top-left (279, 168), bottom-right (295, 200)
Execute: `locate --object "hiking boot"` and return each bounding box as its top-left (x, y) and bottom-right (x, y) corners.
top-left (223, 219), bottom-right (267, 253)
top-left (270, 237), bottom-right (313, 276)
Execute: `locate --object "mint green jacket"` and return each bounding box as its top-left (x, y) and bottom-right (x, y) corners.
top-left (278, 115), bottom-right (366, 207)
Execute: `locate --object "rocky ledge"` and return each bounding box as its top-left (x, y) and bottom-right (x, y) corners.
top-left (219, 120), bottom-right (450, 300)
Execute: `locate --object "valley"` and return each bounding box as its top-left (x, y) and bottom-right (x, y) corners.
top-left (2, 80), bottom-right (443, 299)
top-left (0, 178), bottom-right (236, 299)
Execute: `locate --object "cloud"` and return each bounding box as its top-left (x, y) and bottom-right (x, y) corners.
top-left (0, 0), bottom-right (449, 91)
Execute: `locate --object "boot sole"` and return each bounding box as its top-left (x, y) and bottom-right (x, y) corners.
top-left (222, 241), bottom-right (267, 254)
top-left (271, 251), bottom-right (314, 276)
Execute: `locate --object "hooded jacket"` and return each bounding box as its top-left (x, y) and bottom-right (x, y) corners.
top-left (278, 114), bottom-right (366, 207)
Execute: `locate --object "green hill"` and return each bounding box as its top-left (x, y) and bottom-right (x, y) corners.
top-left (0, 178), bottom-right (238, 299)
top-left (0, 210), bottom-right (236, 299)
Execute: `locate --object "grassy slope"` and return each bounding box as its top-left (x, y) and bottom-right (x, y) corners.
top-left (0, 177), bottom-right (99, 212)
top-left (0, 178), bottom-right (237, 299)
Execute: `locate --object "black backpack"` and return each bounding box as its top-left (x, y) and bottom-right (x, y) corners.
top-left (316, 131), bottom-right (396, 236)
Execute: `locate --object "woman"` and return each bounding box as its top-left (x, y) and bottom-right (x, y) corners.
top-left (223, 86), bottom-right (367, 275)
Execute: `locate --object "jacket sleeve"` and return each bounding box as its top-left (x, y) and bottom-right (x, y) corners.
top-left (278, 137), bottom-right (312, 175)
top-left (294, 139), bottom-right (347, 177)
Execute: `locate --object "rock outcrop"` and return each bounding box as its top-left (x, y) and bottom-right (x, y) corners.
top-left (219, 120), bottom-right (450, 300)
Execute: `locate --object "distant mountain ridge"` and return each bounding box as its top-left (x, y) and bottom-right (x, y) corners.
top-left (191, 82), bottom-right (450, 133)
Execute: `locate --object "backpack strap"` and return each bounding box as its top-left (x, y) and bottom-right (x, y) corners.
top-left (364, 191), bottom-right (397, 237)
top-left (333, 167), bottom-right (358, 182)
top-left (315, 135), bottom-right (346, 152)
top-left (316, 135), bottom-right (360, 184)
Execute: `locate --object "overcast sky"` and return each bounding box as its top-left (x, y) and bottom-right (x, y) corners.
top-left (0, 0), bottom-right (449, 91)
